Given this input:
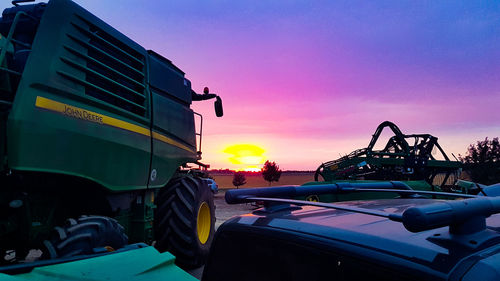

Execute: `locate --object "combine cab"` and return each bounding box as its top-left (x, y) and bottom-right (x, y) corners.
top-left (0, 0), bottom-right (222, 270)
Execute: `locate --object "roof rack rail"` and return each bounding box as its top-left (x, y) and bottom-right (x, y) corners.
top-left (225, 182), bottom-right (476, 205)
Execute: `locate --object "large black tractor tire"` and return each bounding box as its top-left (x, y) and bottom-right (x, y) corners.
top-left (154, 176), bottom-right (216, 269)
top-left (42, 216), bottom-right (128, 259)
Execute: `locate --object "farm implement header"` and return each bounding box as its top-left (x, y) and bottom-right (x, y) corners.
top-left (315, 121), bottom-right (462, 189)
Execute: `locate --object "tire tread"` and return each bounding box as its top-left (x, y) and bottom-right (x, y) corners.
top-left (154, 176), bottom-right (215, 269)
top-left (42, 216), bottom-right (128, 259)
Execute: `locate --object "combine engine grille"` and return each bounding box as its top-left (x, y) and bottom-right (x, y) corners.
top-left (58, 15), bottom-right (147, 117)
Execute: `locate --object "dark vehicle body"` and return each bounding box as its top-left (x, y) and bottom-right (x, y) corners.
top-left (203, 185), bottom-right (500, 281)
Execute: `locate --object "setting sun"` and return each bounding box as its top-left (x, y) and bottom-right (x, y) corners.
top-left (223, 144), bottom-right (266, 171)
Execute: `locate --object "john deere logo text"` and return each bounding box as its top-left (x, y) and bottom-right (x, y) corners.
top-left (63, 105), bottom-right (103, 124)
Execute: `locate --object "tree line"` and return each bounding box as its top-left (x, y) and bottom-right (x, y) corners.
top-left (459, 137), bottom-right (499, 185)
top-left (232, 160), bottom-right (282, 188)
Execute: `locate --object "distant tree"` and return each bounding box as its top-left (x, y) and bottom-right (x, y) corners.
top-left (232, 172), bottom-right (247, 189)
top-left (261, 160), bottom-right (282, 185)
top-left (459, 137), bottom-right (500, 185)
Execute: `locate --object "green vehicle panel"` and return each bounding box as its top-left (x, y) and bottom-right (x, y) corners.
top-left (5, 0), bottom-right (198, 191)
top-left (0, 246), bottom-right (197, 281)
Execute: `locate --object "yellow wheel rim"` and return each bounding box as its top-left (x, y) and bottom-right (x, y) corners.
top-left (197, 202), bottom-right (211, 244)
top-left (306, 195), bottom-right (319, 202)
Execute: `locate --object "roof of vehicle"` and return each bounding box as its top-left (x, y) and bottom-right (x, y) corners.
top-left (217, 198), bottom-right (500, 279)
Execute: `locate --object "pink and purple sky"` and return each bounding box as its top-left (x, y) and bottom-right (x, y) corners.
top-left (4, 1), bottom-right (499, 170)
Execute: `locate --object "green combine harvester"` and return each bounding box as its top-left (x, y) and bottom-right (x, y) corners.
top-left (302, 121), bottom-right (477, 202)
top-left (0, 0), bottom-right (223, 273)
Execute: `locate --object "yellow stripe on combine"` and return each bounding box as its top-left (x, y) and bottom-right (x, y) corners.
top-left (35, 96), bottom-right (195, 153)
top-left (35, 96), bottom-right (151, 137)
top-left (152, 132), bottom-right (195, 153)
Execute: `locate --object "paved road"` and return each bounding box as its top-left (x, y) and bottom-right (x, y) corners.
top-left (213, 190), bottom-right (256, 229)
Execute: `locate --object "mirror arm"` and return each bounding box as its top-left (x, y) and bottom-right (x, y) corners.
top-left (191, 90), bottom-right (217, 101)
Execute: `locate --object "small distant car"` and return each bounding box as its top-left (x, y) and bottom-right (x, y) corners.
top-left (202, 182), bottom-right (500, 281)
top-left (203, 178), bottom-right (219, 194)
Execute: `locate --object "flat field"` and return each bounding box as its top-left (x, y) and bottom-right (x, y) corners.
top-left (210, 172), bottom-right (315, 189)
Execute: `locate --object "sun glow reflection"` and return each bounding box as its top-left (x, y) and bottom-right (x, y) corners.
top-left (223, 144), bottom-right (266, 171)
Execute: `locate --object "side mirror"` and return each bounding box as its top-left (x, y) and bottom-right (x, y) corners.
top-left (214, 96), bottom-right (223, 117)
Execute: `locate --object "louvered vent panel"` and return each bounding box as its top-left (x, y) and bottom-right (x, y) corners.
top-left (59, 15), bottom-right (147, 117)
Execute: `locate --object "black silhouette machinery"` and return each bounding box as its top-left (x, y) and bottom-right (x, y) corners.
top-left (314, 121), bottom-right (462, 189)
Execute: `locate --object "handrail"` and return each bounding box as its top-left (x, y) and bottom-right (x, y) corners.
top-left (193, 112), bottom-right (203, 158)
top-left (0, 11), bottom-right (36, 66)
